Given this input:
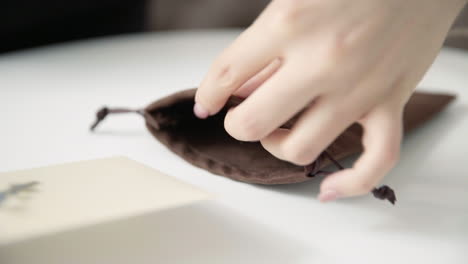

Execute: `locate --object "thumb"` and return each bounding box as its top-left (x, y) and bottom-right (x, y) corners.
top-left (318, 105), bottom-right (403, 202)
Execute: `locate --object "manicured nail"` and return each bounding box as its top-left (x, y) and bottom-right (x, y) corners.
top-left (193, 103), bottom-right (209, 119)
top-left (318, 190), bottom-right (340, 203)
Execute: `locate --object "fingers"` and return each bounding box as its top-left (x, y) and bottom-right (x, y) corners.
top-left (223, 62), bottom-right (323, 141)
top-left (234, 58), bottom-right (282, 98)
top-left (260, 94), bottom-right (364, 165)
top-left (194, 27), bottom-right (282, 118)
top-left (318, 104), bottom-right (403, 202)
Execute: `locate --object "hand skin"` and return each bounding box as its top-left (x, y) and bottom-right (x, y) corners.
top-left (194, 0), bottom-right (467, 202)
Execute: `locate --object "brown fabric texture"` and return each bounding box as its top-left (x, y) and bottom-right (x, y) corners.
top-left (92, 88), bottom-right (454, 185)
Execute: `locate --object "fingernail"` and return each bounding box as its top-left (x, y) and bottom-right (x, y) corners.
top-left (318, 189), bottom-right (341, 203)
top-left (193, 103), bottom-right (209, 119)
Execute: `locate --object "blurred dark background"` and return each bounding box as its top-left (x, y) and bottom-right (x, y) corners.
top-left (1, 0), bottom-right (467, 54)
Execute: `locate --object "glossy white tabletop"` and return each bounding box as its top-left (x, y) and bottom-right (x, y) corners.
top-left (1, 30), bottom-right (467, 263)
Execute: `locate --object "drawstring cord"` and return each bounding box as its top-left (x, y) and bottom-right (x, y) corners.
top-left (90, 107), bottom-right (160, 131)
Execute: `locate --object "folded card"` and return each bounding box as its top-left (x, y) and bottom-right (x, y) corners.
top-left (0, 157), bottom-right (211, 245)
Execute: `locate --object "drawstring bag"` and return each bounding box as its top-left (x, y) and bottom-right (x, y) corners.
top-left (90, 88), bottom-right (455, 204)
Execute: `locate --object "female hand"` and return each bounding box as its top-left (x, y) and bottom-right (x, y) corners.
top-left (194, 0), bottom-right (467, 202)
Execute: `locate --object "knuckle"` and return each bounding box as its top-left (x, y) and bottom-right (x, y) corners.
top-left (301, 51), bottom-right (340, 81)
top-left (329, 34), bottom-right (348, 59)
top-left (322, 40), bottom-right (345, 69)
top-left (270, 0), bottom-right (308, 33)
top-left (212, 64), bottom-right (238, 89)
top-left (225, 112), bottom-right (264, 141)
top-left (331, 29), bottom-right (357, 57)
top-left (303, 34), bottom-right (351, 79)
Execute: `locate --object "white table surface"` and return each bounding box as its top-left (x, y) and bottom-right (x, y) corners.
top-left (1, 30), bottom-right (468, 263)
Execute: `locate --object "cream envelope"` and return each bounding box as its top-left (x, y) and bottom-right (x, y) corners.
top-left (0, 157), bottom-right (211, 245)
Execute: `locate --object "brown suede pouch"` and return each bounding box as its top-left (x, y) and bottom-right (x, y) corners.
top-left (91, 88), bottom-right (455, 203)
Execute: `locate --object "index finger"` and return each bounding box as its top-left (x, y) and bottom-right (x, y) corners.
top-left (194, 27), bottom-right (282, 118)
